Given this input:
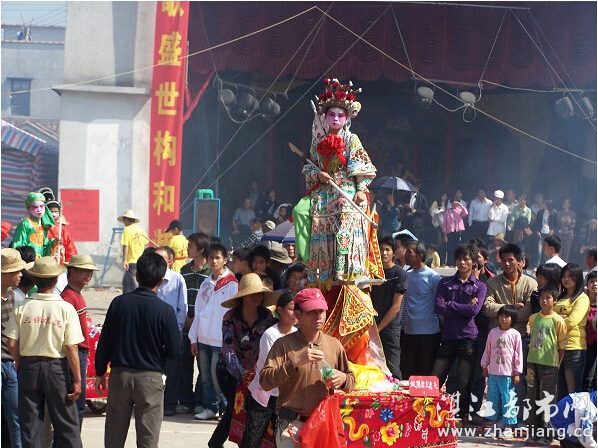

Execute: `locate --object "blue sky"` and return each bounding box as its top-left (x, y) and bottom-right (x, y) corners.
top-left (1, 1), bottom-right (66, 26)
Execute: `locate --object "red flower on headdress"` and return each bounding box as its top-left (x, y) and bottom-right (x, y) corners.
top-left (316, 134), bottom-right (347, 171)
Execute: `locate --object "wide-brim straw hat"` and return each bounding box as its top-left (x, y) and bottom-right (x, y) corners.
top-left (221, 272), bottom-right (281, 308)
top-left (26, 256), bottom-right (67, 278)
top-left (491, 233), bottom-right (507, 245)
top-left (64, 254), bottom-right (99, 271)
top-left (117, 209), bottom-right (140, 223)
top-left (1, 248), bottom-right (33, 273)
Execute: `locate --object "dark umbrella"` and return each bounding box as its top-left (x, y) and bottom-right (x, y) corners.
top-left (370, 176), bottom-right (416, 192)
top-left (261, 220), bottom-right (295, 243)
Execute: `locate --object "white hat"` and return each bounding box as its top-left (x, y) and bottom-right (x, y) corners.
top-left (494, 190), bottom-right (504, 199)
top-left (117, 209), bottom-right (140, 223)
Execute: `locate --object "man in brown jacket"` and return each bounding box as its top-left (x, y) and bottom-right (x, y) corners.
top-left (260, 288), bottom-right (355, 448)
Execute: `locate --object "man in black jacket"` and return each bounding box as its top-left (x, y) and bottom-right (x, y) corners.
top-left (95, 252), bottom-right (182, 448)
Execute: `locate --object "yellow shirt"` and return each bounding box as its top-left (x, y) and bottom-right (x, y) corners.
top-left (553, 293), bottom-right (590, 350)
top-left (121, 223), bottom-right (148, 264)
top-left (167, 234), bottom-right (188, 273)
top-left (4, 293), bottom-right (84, 358)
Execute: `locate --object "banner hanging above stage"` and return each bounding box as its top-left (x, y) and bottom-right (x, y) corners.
top-left (149, 1), bottom-right (189, 245)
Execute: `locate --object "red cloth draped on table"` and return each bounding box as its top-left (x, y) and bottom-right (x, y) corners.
top-left (337, 390), bottom-right (458, 447)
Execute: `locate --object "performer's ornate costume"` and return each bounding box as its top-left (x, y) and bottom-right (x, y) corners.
top-left (294, 79), bottom-right (388, 382)
top-left (12, 192), bottom-right (55, 259)
top-left (303, 79), bottom-right (377, 290)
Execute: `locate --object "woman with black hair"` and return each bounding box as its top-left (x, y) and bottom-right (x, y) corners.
top-left (554, 263), bottom-right (591, 399)
top-left (243, 292), bottom-right (298, 448)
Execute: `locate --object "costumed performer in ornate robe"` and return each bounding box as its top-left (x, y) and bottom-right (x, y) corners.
top-left (12, 192), bottom-right (55, 259)
top-left (303, 78), bottom-right (376, 291)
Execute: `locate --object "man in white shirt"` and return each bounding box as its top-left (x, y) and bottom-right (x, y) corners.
top-left (468, 189), bottom-right (492, 244)
top-left (543, 235), bottom-right (567, 268)
top-left (487, 190), bottom-right (509, 238)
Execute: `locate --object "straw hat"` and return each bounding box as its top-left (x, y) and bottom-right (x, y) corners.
top-left (491, 233), bottom-right (507, 245)
top-left (26, 256), bottom-right (67, 278)
top-left (221, 273), bottom-right (281, 308)
top-left (117, 209), bottom-right (140, 223)
top-left (64, 254), bottom-right (99, 271)
top-left (1, 248), bottom-right (33, 273)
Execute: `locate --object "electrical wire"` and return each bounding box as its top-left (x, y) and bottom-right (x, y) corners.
top-left (181, 4), bottom-right (332, 212)
top-left (3, 2), bottom-right (595, 186)
top-left (179, 4), bottom-right (392, 216)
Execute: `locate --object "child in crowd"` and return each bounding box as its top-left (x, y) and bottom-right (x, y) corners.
top-left (583, 271), bottom-right (597, 392)
top-left (530, 263), bottom-right (563, 313)
top-left (188, 244), bottom-right (239, 420)
top-left (481, 305), bottom-right (523, 440)
top-left (525, 285), bottom-right (567, 445)
top-left (425, 243), bottom-right (441, 268)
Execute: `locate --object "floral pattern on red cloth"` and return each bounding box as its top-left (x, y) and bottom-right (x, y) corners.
top-left (337, 390), bottom-right (457, 447)
top-left (228, 370), bottom-right (276, 448)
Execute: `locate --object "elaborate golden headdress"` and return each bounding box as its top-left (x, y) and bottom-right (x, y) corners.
top-left (315, 78), bottom-right (362, 119)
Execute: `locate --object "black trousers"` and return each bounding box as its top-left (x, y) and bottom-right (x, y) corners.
top-left (400, 332), bottom-right (441, 380)
top-left (208, 358), bottom-right (237, 448)
top-left (240, 393), bottom-right (277, 448)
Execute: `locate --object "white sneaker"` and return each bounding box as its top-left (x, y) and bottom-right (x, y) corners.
top-left (194, 409), bottom-right (217, 420)
top-left (193, 406), bottom-right (204, 414)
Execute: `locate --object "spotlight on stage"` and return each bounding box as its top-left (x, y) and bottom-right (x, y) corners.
top-left (219, 88), bottom-right (237, 108)
top-left (555, 97), bottom-right (574, 119)
top-left (576, 96), bottom-right (595, 119)
top-left (459, 90), bottom-right (477, 105)
top-left (416, 86), bottom-right (434, 109)
top-left (259, 96), bottom-right (281, 120)
top-left (214, 75), bottom-right (286, 123)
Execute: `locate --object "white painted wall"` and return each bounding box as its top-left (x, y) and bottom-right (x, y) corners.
top-left (57, 1), bottom-right (156, 286)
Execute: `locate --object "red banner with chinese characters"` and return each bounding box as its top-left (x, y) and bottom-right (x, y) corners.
top-left (149, 1), bottom-right (189, 245)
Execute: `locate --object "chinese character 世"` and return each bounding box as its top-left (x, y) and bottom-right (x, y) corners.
top-left (155, 82), bottom-right (179, 116)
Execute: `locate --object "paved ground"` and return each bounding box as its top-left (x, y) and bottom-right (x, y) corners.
top-left (79, 287), bottom-right (560, 447)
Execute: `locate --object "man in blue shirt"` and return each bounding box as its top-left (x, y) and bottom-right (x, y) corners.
top-left (155, 246), bottom-right (187, 416)
top-left (400, 241), bottom-right (441, 378)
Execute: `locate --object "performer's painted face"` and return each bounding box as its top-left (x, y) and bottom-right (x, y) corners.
top-left (28, 201), bottom-right (45, 219)
top-left (325, 107), bottom-right (347, 131)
